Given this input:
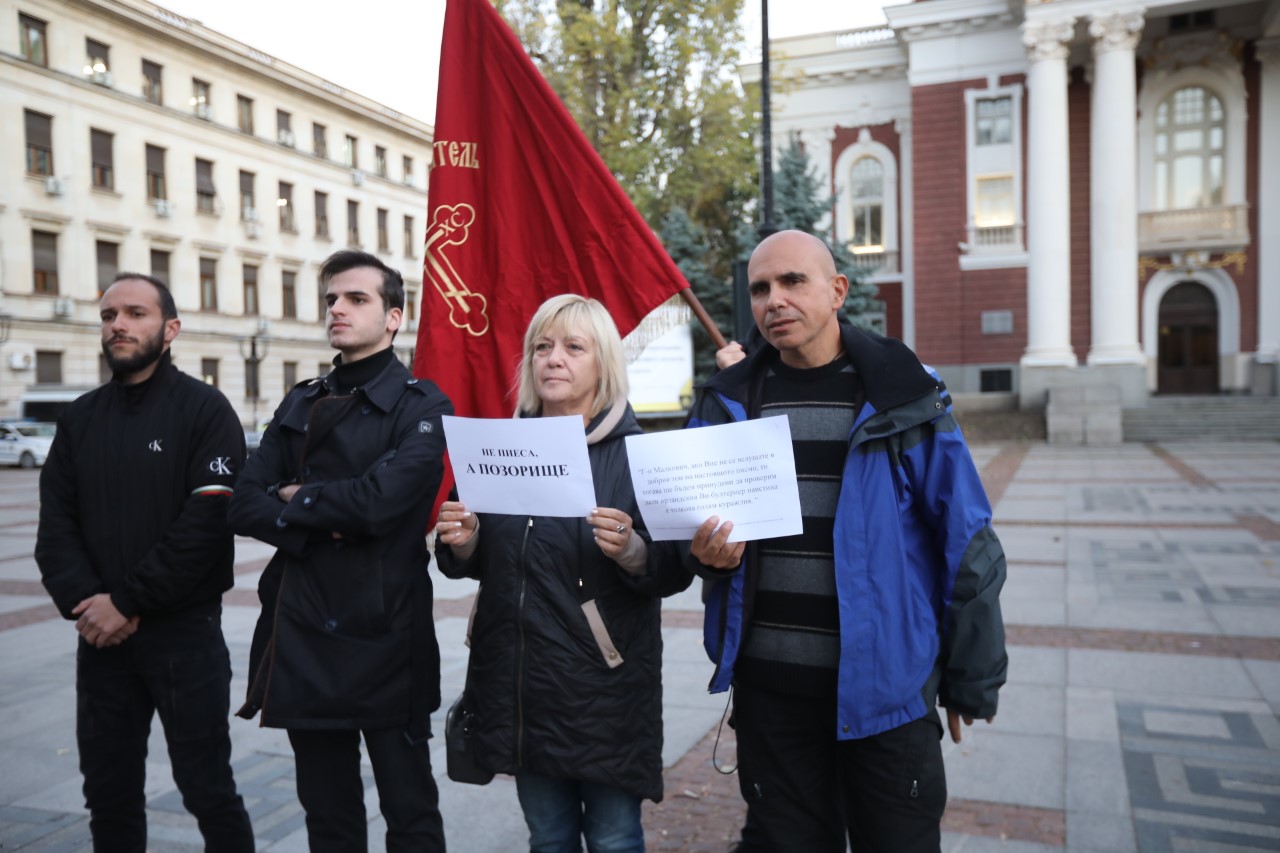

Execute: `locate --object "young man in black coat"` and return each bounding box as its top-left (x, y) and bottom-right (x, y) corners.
top-left (229, 250), bottom-right (453, 852)
top-left (37, 273), bottom-right (255, 852)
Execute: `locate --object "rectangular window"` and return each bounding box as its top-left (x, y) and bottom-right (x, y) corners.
top-left (282, 271), bottom-right (297, 318)
top-left (90, 128), bottom-right (113, 190)
top-left (195, 158), bottom-right (216, 213)
top-left (245, 359), bottom-right (260, 400)
top-left (315, 191), bottom-right (329, 238)
top-left (317, 279), bottom-right (327, 323)
top-left (404, 215), bottom-right (416, 258)
top-left (145, 144), bottom-right (166, 200)
top-left (975, 175), bottom-right (1015, 227)
top-left (191, 78), bottom-right (211, 119)
top-left (201, 358), bottom-right (219, 387)
top-left (313, 122), bottom-right (327, 158)
top-left (975, 97), bottom-right (1012, 146)
top-left (318, 361), bottom-right (330, 377)
top-left (375, 145), bottom-right (388, 177)
top-left (150, 249), bottom-right (170, 283)
top-left (403, 155), bottom-right (413, 185)
top-left (405, 287), bottom-right (418, 321)
top-left (243, 264), bottom-right (259, 315)
top-left (347, 200), bottom-right (359, 246)
top-left (36, 351), bottom-right (62, 384)
top-left (343, 134), bottom-right (357, 168)
top-left (96, 241), bottom-right (118, 296)
top-left (283, 361), bottom-right (298, 392)
top-left (19, 13), bottom-right (47, 66)
top-left (24, 110), bottom-right (53, 176)
top-left (85, 38), bottom-right (110, 82)
top-left (32, 230), bottom-right (58, 295)
top-left (239, 170), bottom-right (255, 220)
top-left (377, 208), bottom-right (389, 252)
top-left (142, 59), bottom-right (162, 104)
top-left (979, 368), bottom-right (1013, 393)
top-left (278, 181), bottom-right (295, 232)
top-left (199, 257), bottom-right (218, 310)
top-left (237, 94), bottom-right (254, 134)
top-left (276, 109), bottom-right (293, 145)
top-left (99, 354), bottom-right (112, 384)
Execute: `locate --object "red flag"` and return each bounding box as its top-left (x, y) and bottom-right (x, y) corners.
top-left (413, 0), bottom-right (690, 422)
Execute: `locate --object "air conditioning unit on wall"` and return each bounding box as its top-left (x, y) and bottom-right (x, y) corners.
top-left (8, 348), bottom-right (34, 371)
top-left (53, 297), bottom-right (74, 318)
top-left (44, 176), bottom-right (63, 196)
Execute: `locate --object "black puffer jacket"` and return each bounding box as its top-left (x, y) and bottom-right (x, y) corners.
top-left (435, 401), bottom-right (691, 802)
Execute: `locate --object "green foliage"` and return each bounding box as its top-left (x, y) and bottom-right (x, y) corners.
top-left (496, 0), bottom-right (758, 280)
top-left (659, 207), bottom-right (731, 382)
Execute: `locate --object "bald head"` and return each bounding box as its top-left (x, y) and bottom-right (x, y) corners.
top-left (750, 230), bottom-right (839, 279)
top-left (746, 230), bottom-right (848, 368)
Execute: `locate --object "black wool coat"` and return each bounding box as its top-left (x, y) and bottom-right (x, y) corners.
top-left (229, 356), bottom-right (452, 733)
top-left (435, 401), bottom-right (692, 802)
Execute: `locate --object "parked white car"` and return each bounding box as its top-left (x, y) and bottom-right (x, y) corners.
top-left (0, 422), bottom-right (55, 468)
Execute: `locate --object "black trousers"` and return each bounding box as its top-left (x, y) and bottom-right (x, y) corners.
top-left (287, 726), bottom-right (445, 853)
top-left (733, 684), bottom-right (947, 853)
top-left (75, 607), bottom-right (254, 853)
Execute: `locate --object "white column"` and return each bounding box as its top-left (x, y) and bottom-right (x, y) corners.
top-left (1021, 18), bottom-right (1078, 367)
top-left (1257, 39), bottom-right (1280, 367)
top-left (1087, 9), bottom-right (1145, 365)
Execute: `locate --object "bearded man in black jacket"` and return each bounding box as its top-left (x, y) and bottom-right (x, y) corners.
top-left (36, 273), bottom-right (255, 852)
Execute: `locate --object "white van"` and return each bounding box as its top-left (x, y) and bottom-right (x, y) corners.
top-left (0, 422), bottom-right (55, 468)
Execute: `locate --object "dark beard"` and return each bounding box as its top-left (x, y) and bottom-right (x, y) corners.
top-left (102, 329), bottom-right (165, 377)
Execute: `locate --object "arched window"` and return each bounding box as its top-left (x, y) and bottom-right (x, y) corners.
top-left (1154, 86), bottom-right (1224, 210)
top-left (849, 156), bottom-right (883, 251)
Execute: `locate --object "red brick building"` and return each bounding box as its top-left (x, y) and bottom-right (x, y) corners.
top-left (744, 0), bottom-right (1279, 406)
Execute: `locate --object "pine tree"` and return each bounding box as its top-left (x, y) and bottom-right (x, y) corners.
top-left (660, 207), bottom-right (732, 383)
top-left (746, 138), bottom-right (882, 327)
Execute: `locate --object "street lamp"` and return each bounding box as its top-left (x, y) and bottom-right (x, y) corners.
top-left (238, 318), bottom-right (270, 428)
top-left (0, 313), bottom-right (11, 418)
top-left (758, 0), bottom-right (776, 239)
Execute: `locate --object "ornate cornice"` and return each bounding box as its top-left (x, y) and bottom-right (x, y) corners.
top-left (1023, 18), bottom-right (1076, 63)
top-left (1089, 9), bottom-right (1144, 55)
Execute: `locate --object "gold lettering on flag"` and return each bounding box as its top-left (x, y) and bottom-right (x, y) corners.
top-left (424, 203), bottom-right (489, 336)
top-left (431, 140), bottom-right (481, 170)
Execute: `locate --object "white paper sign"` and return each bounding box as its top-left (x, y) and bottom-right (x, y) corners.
top-left (443, 415), bottom-right (597, 517)
top-left (624, 416), bottom-right (802, 542)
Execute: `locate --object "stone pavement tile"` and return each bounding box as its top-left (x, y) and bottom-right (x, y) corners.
top-left (944, 731), bottom-right (1064, 811)
top-left (996, 500), bottom-right (1067, 524)
top-left (989, 683), bottom-right (1064, 737)
top-left (1005, 598), bottom-right (1068, 628)
top-left (992, 526), bottom-right (1066, 565)
top-left (1064, 811), bottom-right (1136, 853)
top-left (1067, 649), bottom-right (1260, 699)
top-left (1008, 646), bottom-right (1066, 688)
top-left (1065, 687), bottom-right (1120, 743)
top-left (1065, 739), bottom-right (1129, 815)
top-left (1207, 604), bottom-right (1280, 638)
top-left (941, 829), bottom-right (1062, 852)
top-left (0, 560), bottom-right (39, 582)
top-left (1065, 602), bottom-right (1221, 635)
top-left (1242, 660), bottom-right (1280, 715)
top-left (0, 593), bottom-right (47, 615)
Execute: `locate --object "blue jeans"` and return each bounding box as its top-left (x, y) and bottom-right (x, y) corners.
top-left (515, 771), bottom-right (644, 853)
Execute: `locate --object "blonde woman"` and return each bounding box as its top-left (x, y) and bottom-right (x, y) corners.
top-left (436, 294), bottom-right (689, 852)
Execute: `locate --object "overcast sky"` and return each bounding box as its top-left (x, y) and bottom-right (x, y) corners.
top-left (157, 0), bottom-right (893, 125)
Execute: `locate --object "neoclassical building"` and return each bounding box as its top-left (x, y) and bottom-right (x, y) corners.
top-left (746, 0), bottom-right (1278, 405)
top-left (1, 0), bottom-right (432, 423)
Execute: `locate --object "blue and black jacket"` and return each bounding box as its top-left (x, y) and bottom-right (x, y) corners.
top-left (686, 318), bottom-right (1007, 740)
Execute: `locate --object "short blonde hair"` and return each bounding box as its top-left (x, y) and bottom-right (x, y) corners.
top-left (515, 294), bottom-right (628, 418)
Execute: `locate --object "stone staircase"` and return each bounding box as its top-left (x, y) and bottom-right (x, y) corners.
top-left (1122, 396), bottom-right (1280, 442)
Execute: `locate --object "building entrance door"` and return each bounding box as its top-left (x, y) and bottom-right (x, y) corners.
top-left (1157, 281), bottom-right (1218, 394)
